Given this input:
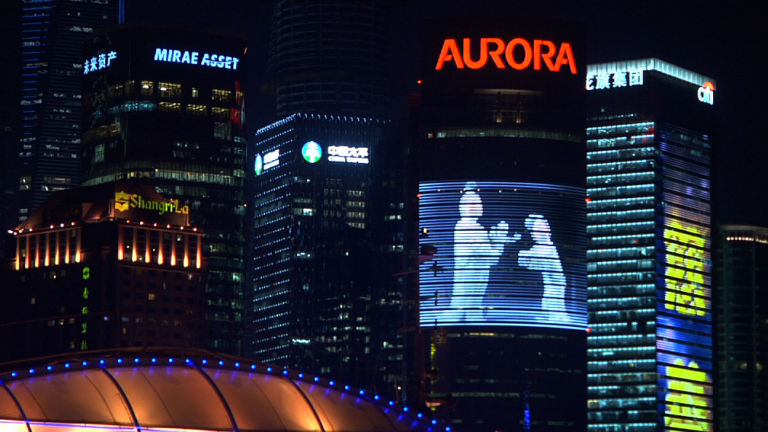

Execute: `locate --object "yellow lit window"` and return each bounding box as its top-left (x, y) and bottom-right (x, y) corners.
top-left (158, 82), bottom-right (181, 98)
top-left (211, 89), bottom-right (232, 103)
top-left (159, 101), bottom-right (181, 111)
top-left (186, 104), bottom-right (207, 115)
top-left (140, 80), bottom-right (154, 96)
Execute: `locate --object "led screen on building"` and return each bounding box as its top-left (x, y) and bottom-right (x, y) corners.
top-left (419, 181), bottom-right (586, 330)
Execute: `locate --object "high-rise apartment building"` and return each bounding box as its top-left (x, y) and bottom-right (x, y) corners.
top-left (1, 181), bottom-right (205, 362)
top-left (80, 26), bottom-right (247, 355)
top-left (715, 225), bottom-right (768, 432)
top-left (6, 0), bottom-right (122, 229)
top-left (586, 59), bottom-right (716, 432)
top-left (414, 20), bottom-right (587, 431)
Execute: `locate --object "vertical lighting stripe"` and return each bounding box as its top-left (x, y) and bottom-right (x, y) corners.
top-left (157, 230), bottom-right (164, 265)
top-left (196, 234), bottom-right (202, 269)
top-left (117, 225), bottom-right (124, 260)
top-left (131, 228), bottom-right (137, 262)
top-left (75, 228), bottom-right (82, 263)
top-left (183, 234), bottom-right (189, 268)
top-left (54, 230), bottom-right (60, 265)
top-left (145, 229), bottom-right (151, 263)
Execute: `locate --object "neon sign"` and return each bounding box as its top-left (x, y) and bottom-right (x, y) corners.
top-left (697, 81), bottom-right (715, 105)
top-left (153, 48), bottom-right (240, 70)
top-left (114, 191), bottom-right (189, 216)
top-left (302, 141), bottom-right (322, 163)
top-left (585, 70), bottom-right (643, 90)
top-left (263, 149), bottom-right (280, 171)
top-left (664, 219), bottom-right (707, 317)
top-left (435, 37), bottom-right (577, 74)
top-left (327, 145), bottom-right (369, 164)
top-left (83, 51), bottom-right (117, 75)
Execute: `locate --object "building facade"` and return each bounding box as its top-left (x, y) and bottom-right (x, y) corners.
top-left (1, 182), bottom-right (205, 362)
top-left (714, 225), bottom-right (768, 432)
top-left (585, 59), bottom-right (716, 432)
top-left (249, 113), bottom-right (407, 398)
top-left (5, 0), bottom-right (122, 230)
top-left (415, 21), bottom-right (587, 431)
top-left (248, 0), bottom-right (409, 400)
top-left (79, 26), bottom-right (247, 354)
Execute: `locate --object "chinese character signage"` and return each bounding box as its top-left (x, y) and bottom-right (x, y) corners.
top-left (585, 70), bottom-right (643, 90)
top-left (83, 51), bottom-right (117, 75)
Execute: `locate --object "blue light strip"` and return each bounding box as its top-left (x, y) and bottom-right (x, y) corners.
top-left (0, 354), bottom-right (445, 431)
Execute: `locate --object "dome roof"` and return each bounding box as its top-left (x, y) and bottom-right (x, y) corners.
top-left (0, 351), bottom-right (439, 432)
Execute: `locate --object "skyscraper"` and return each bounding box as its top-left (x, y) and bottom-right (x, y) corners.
top-left (80, 26), bottom-right (247, 355)
top-left (6, 0), bottom-right (122, 229)
top-left (715, 225), bottom-right (768, 432)
top-left (415, 20), bottom-right (587, 431)
top-left (248, 0), bottom-right (408, 399)
top-left (585, 59), bottom-right (716, 432)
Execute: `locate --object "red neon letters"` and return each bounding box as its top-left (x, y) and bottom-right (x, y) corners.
top-left (435, 37), bottom-right (578, 74)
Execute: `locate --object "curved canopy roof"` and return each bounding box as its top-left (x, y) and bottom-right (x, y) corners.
top-left (0, 352), bottom-right (440, 432)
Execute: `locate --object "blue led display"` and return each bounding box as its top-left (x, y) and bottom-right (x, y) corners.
top-left (419, 181), bottom-right (587, 330)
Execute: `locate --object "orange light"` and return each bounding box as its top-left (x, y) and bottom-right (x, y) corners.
top-left (44, 233), bottom-right (50, 266)
top-left (196, 235), bottom-right (202, 269)
top-left (183, 234), bottom-right (189, 268)
top-left (435, 37), bottom-right (577, 74)
top-left (702, 81), bottom-right (715, 90)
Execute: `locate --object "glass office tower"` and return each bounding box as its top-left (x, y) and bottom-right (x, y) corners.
top-left (8, 0), bottom-right (122, 229)
top-left (249, 113), bottom-right (406, 397)
top-left (714, 225), bottom-right (768, 432)
top-left (80, 26), bottom-right (247, 355)
top-left (586, 59), bottom-right (716, 432)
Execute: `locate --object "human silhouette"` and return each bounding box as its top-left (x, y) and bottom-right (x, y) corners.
top-left (518, 214), bottom-right (569, 323)
top-left (447, 186), bottom-right (520, 323)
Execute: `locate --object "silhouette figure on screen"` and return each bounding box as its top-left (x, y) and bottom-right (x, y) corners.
top-left (518, 214), bottom-right (569, 323)
top-left (447, 186), bottom-right (520, 323)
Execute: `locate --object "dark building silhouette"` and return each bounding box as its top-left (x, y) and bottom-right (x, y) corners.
top-left (414, 20), bottom-right (587, 431)
top-left (0, 182), bottom-right (205, 362)
top-left (268, 0), bottom-right (392, 118)
top-left (715, 225), bottom-right (768, 432)
top-left (80, 26), bottom-right (248, 354)
top-left (585, 59), bottom-right (716, 432)
top-left (4, 0), bottom-right (122, 230)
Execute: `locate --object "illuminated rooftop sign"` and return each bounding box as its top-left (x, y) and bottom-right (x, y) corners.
top-left (154, 48), bottom-right (240, 70)
top-left (586, 58), bottom-right (716, 105)
top-left (435, 37), bottom-right (577, 74)
top-left (114, 191), bottom-right (190, 217)
top-left (328, 145), bottom-right (369, 164)
top-left (83, 51), bottom-right (117, 75)
top-left (302, 141), bottom-right (322, 163)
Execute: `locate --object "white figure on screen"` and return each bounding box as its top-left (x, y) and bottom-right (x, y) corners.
top-left (518, 214), bottom-right (569, 322)
top-left (448, 185), bottom-right (520, 323)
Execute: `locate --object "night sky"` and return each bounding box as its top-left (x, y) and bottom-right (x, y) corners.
top-left (6, 0), bottom-right (767, 226)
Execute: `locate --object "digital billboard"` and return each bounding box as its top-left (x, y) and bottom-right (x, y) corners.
top-left (419, 181), bottom-right (586, 330)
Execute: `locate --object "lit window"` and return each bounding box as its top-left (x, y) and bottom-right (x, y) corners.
top-left (159, 101), bottom-right (181, 112)
top-left (186, 104), bottom-right (207, 115)
top-left (140, 81), bottom-right (154, 96)
top-left (158, 82), bottom-right (181, 98)
top-left (211, 89), bottom-right (232, 103)
top-left (191, 87), bottom-right (199, 99)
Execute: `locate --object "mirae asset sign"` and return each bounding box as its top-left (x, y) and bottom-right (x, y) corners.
top-left (153, 48), bottom-right (241, 70)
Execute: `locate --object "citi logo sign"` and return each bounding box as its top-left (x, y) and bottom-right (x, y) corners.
top-left (435, 37), bottom-right (577, 74)
top-left (697, 81), bottom-right (714, 105)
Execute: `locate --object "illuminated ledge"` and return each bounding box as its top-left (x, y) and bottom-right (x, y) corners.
top-left (586, 58), bottom-right (715, 88)
top-left (0, 349), bottom-right (444, 432)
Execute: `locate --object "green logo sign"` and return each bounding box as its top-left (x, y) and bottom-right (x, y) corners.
top-left (302, 141), bottom-right (322, 163)
top-left (254, 154), bottom-right (263, 175)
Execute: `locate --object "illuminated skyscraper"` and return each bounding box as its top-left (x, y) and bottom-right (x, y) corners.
top-left (248, 0), bottom-right (408, 399)
top-left (714, 225), bottom-right (768, 432)
top-left (415, 20), bottom-right (587, 431)
top-left (5, 0), bottom-right (122, 229)
top-left (585, 59), bottom-right (716, 432)
top-left (80, 26), bottom-right (247, 355)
